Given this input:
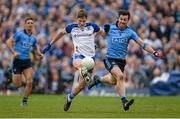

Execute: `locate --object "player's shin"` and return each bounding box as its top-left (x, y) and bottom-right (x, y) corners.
top-left (24, 80), bottom-right (33, 97)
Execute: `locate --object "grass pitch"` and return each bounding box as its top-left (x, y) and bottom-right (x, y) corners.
top-left (0, 95), bottom-right (179, 118)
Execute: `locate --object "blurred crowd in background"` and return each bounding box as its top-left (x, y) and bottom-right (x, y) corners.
top-left (0, 0), bottom-right (179, 95)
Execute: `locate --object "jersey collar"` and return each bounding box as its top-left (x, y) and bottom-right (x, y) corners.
top-left (115, 20), bottom-right (128, 30)
top-left (24, 29), bottom-right (32, 36)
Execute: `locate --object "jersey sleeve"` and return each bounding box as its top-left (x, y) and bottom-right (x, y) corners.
top-left (13, 32), bottom-right (21, 42)
top-left (65, 24), bottom-right (78, 33)
top-left (91, 23), bottom-right (100, 32)
top-left (33, 37), bottom-right (37, 49)
top-left (130, 30), bottom-right (140, 41)
top-left (86, 23), bottom-right (100, 32)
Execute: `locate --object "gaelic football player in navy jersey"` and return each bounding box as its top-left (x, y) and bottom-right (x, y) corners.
top-left (6, 17), bottom-right (44, 106)
top-left (88, 9), bottom-right (163, 111)
top-left (42, 9), bottom-right (103, 111)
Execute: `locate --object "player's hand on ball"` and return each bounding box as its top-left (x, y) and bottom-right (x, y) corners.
top-left (42, 43), bottom-right (51, 54)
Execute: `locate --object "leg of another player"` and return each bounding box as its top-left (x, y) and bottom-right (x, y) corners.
top-left (101, 74), bottom-right (116, 85)
top-left (12, 74), bottom-right (23, 88)
top-left (22, 67), bottom-right (34, 106)
top-left (69, 76), bottom-right (85, 101)
top-left (73, 60), bottom-right (87, 96)
top-left (64, 60), bottom-right (86, 111)
top-left (111, 66), bottom-right (134, 111)
top-left (88, 72), bottom-right (116, 90)
top-left (64, 75), bottom-right (86, 111)
top-left (110, 66), bottom-right (126, 100)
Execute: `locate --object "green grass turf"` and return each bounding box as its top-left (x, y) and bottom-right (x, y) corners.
top-left (0, 95), bottom-right (180, 118)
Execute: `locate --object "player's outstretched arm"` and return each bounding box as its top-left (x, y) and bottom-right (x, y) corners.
top-left (98, 24), bottom-right (110, 37)
top-left (50, 29), bottom-right (67, 45)
top-left (136, 38), bottom-right (163, 58)
top-left (42, 29), bottom-right (67, 54)
top-left (98, 28), bottom-right (107, 37)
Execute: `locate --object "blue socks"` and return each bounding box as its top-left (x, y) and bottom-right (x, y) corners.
top-left (68, 91), bottom-right (75, 102)
top-left (121, 96), bottom-right (127, 103)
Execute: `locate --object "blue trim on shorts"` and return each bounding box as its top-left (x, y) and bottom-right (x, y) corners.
top-left (72, 54), bottom-right (95, 62)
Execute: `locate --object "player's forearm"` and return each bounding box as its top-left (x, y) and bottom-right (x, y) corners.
top-left (144, 44), bottom-right (155, 54)
top-left (50, 31), bottom-right (65, 45)
top-left (99, 29), bottom-right (107, 37)
top-left (6, 39), bottom-right (16, 54)
top-left (138, 39), bottom-right (155, 54)
top-left (35, 46), bottom-right (42, 56)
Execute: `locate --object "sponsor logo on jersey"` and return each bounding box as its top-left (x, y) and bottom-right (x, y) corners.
top-left (112, 37), bottom-right (128, 44)
top-left (73, 33), bottom-right (92, 37)
top-left (22, 42), bottom-right (33, 49)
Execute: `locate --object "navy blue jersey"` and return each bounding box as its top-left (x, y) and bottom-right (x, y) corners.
top-left (13, 30), bottom-right (37, 60)
top-left (105, 24), bottom-right (140, 59)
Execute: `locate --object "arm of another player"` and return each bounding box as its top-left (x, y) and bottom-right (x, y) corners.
top-left (136, 38), bottom-right (163, 58)
top-left (97, 24), bottom-right (110, 37)
top-left (97, 28), bottom-right (107, 37)
top-left (42, 28), bottom-right (67, 54)
top-left (6, 37), bottom-right (20, 57)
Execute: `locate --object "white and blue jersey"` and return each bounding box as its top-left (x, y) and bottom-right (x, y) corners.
top-left (105, 24), bottom-right (140, 59)
top-left (65, 22), bottom-right (100, 57)
top-left (13, 30), bottom-right (37, 60)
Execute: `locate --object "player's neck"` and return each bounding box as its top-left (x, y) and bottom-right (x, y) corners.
top-left (78, 23), bottom-right (86, 29)
top-left (79, 25), bottom-right (85, 29)
top-left (24, 29), bottom-right (32, 36)
top-left (118, 25), bottom-right (127, 30)
top-left (116, 21), bottom-right (127, 30)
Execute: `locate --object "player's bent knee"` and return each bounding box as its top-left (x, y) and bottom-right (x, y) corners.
top-left (111, 80), bottom-right (117, 85)
top-left (14, 82), bottom-right (22, 88)
top-left (26, 80), bottom-right (33, 87)
top-left (119, 75), bottom-right (123, 80)
top-left (12, 79), bottom-right (22, 88)
top-left (112, 73), bottom-right (123, 81)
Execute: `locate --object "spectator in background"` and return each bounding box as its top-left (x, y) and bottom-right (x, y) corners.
top-left (131, 58), bottom-right (149, 89)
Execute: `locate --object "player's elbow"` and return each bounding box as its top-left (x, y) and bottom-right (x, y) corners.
top-left (6, 39), bottom-right (9, 44)
top-left (6, 39), bottom-right (11, 47)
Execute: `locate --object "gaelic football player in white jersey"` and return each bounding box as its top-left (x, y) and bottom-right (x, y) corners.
top-left (42, 9), bottom-right (102, 111)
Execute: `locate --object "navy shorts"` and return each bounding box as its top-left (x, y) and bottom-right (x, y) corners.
top-left (12, 58), bottom-right (32, 74)
top-left (103, 57), bottom-right (126, 72)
